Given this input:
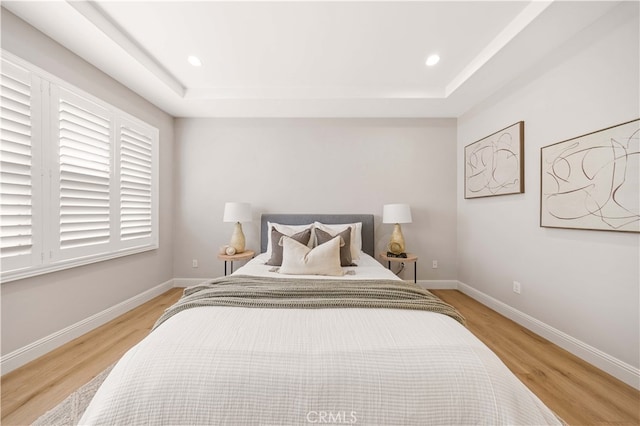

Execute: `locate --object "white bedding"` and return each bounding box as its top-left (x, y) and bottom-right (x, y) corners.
top-left (237, 252), bottom-right (400, 281)
top-left (80, 253), bottom-right (561, 425)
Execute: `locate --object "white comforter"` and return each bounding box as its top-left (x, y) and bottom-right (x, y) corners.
top-left (80, 254), bottom-right (561, 425)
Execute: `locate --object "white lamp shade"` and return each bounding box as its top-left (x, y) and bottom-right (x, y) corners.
top-left (382, 204), bottom-right (412, 224)
top-left (223, 202), bottom-right (252, 223)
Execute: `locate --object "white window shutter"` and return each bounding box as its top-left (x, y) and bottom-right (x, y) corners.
top-left (118, 117), bottom-right (156, 248)
top-left (1, 53), bottom-right (158, 282)
top-left (51, 86), bottom-right (113, 261)
top-left (0, 59), bottom-right (39, 272)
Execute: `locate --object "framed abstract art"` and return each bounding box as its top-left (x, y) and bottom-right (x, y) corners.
top-left (464, 121), bottom-right (525, 199)
top-left (540, 119), bottom-right (639, 233)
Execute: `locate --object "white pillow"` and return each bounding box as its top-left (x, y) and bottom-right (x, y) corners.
top-left (313, 221), bottom-right (362, 260)
top-left (265, 222), bottom-right (314, 256)
top-left (278, 235), bottom-right (344, 276)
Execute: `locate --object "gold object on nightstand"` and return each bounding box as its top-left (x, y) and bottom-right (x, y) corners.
top-left (388, 223), bottom-right (406, 255)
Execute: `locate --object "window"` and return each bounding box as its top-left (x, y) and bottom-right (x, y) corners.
top-left (1, 53), bottom-right (158, 283)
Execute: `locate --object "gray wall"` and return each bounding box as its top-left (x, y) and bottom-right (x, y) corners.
top-left (0, 10), bottom-right (175, 355)
top-left (457, 3), bottom-right (639, 370)
top-left (173, 118), bottom-right (458, 281)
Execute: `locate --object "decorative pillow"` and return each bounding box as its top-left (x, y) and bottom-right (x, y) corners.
top-left (315, 227), bottom-right (355, 267)
top-left (278, 235), bottom-right (344, 276)
top-left (265, 222), bottom-right (315, 256)
top-left (314, 221), bottom-right (362, 260)
top-left (266, 227), bottom-right (312, 266)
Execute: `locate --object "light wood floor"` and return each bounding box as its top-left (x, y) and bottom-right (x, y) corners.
top-left (1, 288), bottom-right (183, 425)
top-left (2, 288), bottom-right (638, 425)
top-left (431, 290), bottom-right (640, 425)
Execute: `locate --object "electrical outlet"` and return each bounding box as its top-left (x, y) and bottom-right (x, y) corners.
top-left (192, 259), bottom-right (198, 268)
top-left (432, 260), bottom-right (438, 269)
top-left (513, 281), bottom-right (521, 294)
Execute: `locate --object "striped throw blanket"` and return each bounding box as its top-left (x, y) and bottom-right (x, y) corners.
top-left (154, 275), bottom-right (465, 330)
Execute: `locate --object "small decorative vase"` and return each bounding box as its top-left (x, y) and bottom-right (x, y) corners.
top-left (229, 222), bottom-right (246, 253)
top-left (388, 223), bottom-right (406, 255)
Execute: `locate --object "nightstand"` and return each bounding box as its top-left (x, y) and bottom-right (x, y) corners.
top-left (217, 250), bottom-right (255, 276)
top-left (379, 253), bottom-right (418, 283)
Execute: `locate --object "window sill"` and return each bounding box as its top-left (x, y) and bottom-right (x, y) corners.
top-left (1, 244), bottom-right (158, 284)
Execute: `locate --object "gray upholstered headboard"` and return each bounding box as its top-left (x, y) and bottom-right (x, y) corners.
top-left (261, 214), bottom-right (375, 256)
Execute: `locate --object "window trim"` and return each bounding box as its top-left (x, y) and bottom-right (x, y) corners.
top-left (1, 51), bottom-right (158, 284)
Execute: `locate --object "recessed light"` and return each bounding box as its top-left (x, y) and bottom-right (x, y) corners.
top-left (187, 55), bottom-right (202, 67)
top-left (425, 54), bottom-right (440, 67)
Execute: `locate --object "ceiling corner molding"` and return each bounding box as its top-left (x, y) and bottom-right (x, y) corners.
top-left (66, 0), bottom-right (186, 97)
top-left (445, 0), bottom-right (555, 97)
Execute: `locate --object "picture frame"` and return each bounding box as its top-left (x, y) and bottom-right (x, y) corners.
top-left (540, 118), bottom-right (639, 233)
top-left (464, 121), bottom-right (524, 199)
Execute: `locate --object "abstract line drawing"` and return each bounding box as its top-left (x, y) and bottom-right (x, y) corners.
top-left (540, 119), bottom-right (639, 233)
top-left (464, 121), bottom-right (524, 199)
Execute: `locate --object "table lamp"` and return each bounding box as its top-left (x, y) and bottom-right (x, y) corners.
top-left (382, 203), bottom-right (412, 257)
top-left (223, 202), bottom-right (252, 253)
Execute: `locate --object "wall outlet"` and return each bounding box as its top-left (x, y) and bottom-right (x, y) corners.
top-left (192, 259), bottom-right (198, 268)
top-left (432, 260), bottom-right (438, 269)
top-left (513, 281), bottom-right (521, 294)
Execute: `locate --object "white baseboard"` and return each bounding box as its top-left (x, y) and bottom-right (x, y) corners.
top-left (457, 280), bottom-right (640, 390)
top-left (1, 279), bottom-right (174, 375)
top-left (173, 277), bottom-right (212, 288)
top-left (417, 280), bottom-right (458, 290)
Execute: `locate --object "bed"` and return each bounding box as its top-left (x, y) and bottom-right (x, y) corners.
top-left (80, 214), bottom-right (562, 425)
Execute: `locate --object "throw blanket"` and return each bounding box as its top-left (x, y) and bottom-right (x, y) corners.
top-left (154, 275), bottom-right (465, 330)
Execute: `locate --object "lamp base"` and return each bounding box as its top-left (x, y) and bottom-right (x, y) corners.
top-left (387, 223), bottom-right (406, 255)
top-left (229, 222), bottom-right (246, 253)
top-left (386, 251), bottom-right (407, 258)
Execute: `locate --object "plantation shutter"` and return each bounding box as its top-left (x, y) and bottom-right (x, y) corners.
top-left (0, 59), bottom-right (39, 271)
top-left (52, 87), bottom-right (113, 261)
top-left (118, 118), bottom-right (156, 248)
top-left (1, 53), bottom-right (158, 282)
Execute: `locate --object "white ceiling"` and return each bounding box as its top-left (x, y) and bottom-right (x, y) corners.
top-left (3, 1), bottom-right (620, 118)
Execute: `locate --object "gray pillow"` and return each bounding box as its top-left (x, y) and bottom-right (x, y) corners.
top-left (266, 227), bottom-right (312, 266)
top-left (315, 227), bottom-right (355, 267)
